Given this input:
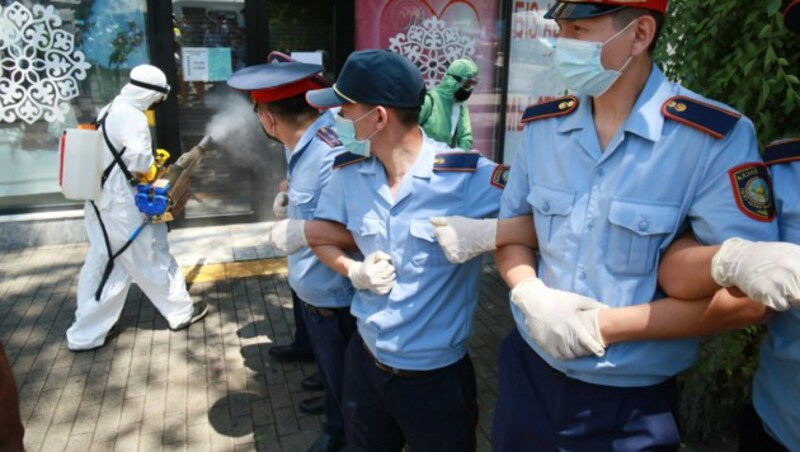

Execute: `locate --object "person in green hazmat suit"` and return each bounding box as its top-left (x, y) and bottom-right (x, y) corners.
top-left (419, 58), bottom-right (478, 150)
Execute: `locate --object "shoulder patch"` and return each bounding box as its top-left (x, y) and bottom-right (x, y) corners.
top-left (333, 152), bottom-right (368, 170)
top-left (433, 152), bottom-right (480, 172)
top-left (662, 96), bottom-right (741, 139)
top-left (490, 165), bottom-right (510, 189)
top-left (521, 96), bottom-right (579, 124)
top-left (316, 127), bottom-right (342, 148)
top-left (764, 138), bottom-right (800, 166)
top-left (728, 162), bottom-right (776, 222)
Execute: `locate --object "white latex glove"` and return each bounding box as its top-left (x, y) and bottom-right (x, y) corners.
top-left (511, 278), bottom-right (608, 360)
top-left (348, 251), bottom-right (396, 295)
top-left (272, 191), bottom-right (289, 220)
top-left (711, 237), bottom-right (800, 311)
top-left (268, 219), bottom-right (307, 255)
top-left (430, 216), bottom-right (497, 264)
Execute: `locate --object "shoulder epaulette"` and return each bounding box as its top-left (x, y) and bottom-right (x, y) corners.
top-left (764, 138), bottom-right (800, 166)
top-left (433, 152), bottom-right (480, 172)
top-left (661, 96), bottom-right (741, 139)
top-left (333, 152), bottom-right (368, 169)
top-left (316, 127), bottom-right (342, 148)
top-left (521, 95), bottom-right (579, 124)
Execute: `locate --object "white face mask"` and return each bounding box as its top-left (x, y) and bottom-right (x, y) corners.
top-left (334, 108), bottom-right (379, 157)
top-left (554, 20), bottom-right (636, 97)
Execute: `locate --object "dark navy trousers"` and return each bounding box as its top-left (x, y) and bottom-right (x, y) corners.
top-left (301, 304), bottom-right (356, 437)
top-left (290, 289), bottom-right (312, 353)
top-left (492, 329), bottom-right (681, 451)
top-left (342, 334), bottom-right (478, 452)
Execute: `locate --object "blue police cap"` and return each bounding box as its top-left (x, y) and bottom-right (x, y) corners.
top-left (227, 57), bottom-right (326, 103)
top-left (785, 0), bottom-right (800, 33)
top-left (306, 49), bottom-right (425, 109)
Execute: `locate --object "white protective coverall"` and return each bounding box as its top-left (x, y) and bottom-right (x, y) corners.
top-left (66, 65), bottom-right (195, 351)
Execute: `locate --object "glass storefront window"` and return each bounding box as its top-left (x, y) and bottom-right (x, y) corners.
top-left (268, 0), bottom-right (335, 79)
top-left (504, 1), bottom-right (565, 163)
top-left (172, 0), bottom-right (257, 221)
top-left (0, 0), bottom-right (150, 212)
top-left (354, 0), bottom-right (505, 160)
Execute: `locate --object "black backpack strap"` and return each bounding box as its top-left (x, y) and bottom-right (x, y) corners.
top-left (89, 201), bottom-right (148, 301)
top-left (97, 108), bottom-right (134, 188)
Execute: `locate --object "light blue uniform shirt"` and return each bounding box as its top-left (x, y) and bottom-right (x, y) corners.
top-left (286, 111), bottom-right (354, 308)
top-left (753, 160), bottom-right (800, 450)
top-left (314, 135), bottom-right (504, 370)
top-left (500, 65), bottom-right (779, 387)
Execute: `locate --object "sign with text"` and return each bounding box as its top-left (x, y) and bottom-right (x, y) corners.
top-left (182, 47), bottom-right (232, 82)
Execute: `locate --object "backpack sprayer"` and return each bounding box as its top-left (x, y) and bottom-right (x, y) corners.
top-left (134, 135), bottom-right (213, 223)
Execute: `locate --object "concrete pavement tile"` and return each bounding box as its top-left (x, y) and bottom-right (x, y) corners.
top-left (298, 415), bottom-right (323, 445)
top-left (129, 354), bottom-right (151, 377)
top-left (119, 396), bottom-right (145, 426)
top-left (90, 440), bottom-right (115, 451)
top-left (40, 422), bottom-right (72, 452)
top-left (209, 430), bottom-right (234, 452)
top-left (17, 378), bottom-right (45, 407)
top-left (71, 402), bottom-right (101, 435)
top-left (51, 347), bottom-right (76, 369)
top-left (253, 423), bottom-right (280, 452)
top-left (278, 433), bottom-right (306, 451)
top-left (274, 405), bottom-right (299, 436)
top-left (477, 433), bottom-right (492, 452)
top-left (23, 413), bottom-right (52, 446)
top-left (113, 422), bottom-right (141, 452)
top-left (32, 388), bottom-right (61, 416)
top-left (250, 396), bottom-right (274, 427)
top-left (266, 382), bottom-right (290, 410)
top-left (186, 422), bottom-right (211, 452)
top-left (65, 432), bottom-right (93, 452)
top-left (137, 432), bottom-right (163, 452)
top-left (23, 443), bottom-right (42, 452)
top-left (51, 395), bottom-right (82, 425)
top-left (162, 414), bottom-right (188, 447)
top-left (233, 246), bottom-right (258, 261)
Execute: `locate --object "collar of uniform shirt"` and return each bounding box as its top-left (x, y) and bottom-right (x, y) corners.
top-left (357, 137), bottom-right (436, 180)
top-left (557, 64), bottom-right (667, 143)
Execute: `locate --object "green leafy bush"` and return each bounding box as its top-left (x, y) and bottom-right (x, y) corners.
top-left (654, 0), bottom-right (800, 444)
top-left (657, 0), bottom-right (800, 145)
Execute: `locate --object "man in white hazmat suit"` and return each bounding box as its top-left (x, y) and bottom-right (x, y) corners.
top-left (66, 64), bottom-right (208, 352)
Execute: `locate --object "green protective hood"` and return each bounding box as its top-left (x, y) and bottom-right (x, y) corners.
top-left (419, 57), bottom-right (478, 150)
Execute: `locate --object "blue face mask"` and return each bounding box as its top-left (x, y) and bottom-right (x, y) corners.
top-left (334, 108), bottom-right (379, 157)
top-left (554, 20), bottom-right (635, 97)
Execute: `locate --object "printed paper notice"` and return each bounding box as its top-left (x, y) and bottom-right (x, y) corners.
top-left (182, 47), bottom-right (232, 82)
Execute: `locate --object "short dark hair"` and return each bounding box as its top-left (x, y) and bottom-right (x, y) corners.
top-left (262, 93), bottom-right (318, 124)
top-left (358, 103), bottom-right (421, 128)
top-left (612, 8), bottom-right (664, 54)
top-left (394, 107), bottom-right (421, 127)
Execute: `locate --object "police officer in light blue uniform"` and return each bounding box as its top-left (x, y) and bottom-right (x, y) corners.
top-left (305, 49), bottom-right (508, 451)
top-left (228, 53), bottom-right (355, 452)
top-left (493, 0), bottom-right (780, 449)
top-left (745, 3), bottom-right (800, 450)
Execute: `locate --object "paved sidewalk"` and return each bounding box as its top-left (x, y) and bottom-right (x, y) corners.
top-left (0, 223), bottom-right (515, 451)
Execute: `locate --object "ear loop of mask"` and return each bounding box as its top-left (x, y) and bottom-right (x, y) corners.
top-left (257, 105), bottom-right (281, 143)
top-left (604, 19), bottom-right (638, 72)
top-left (353, 107), bottom-right (380, 141)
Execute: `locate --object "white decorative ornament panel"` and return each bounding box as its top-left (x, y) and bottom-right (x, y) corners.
top-left (0, 2), bottom-right (91, 124)
top-left (388, 17), bottom-right (476, 89)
